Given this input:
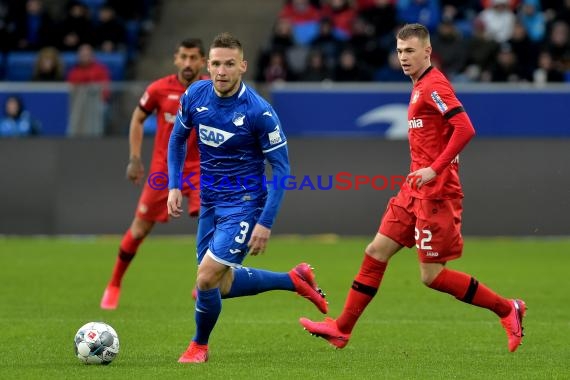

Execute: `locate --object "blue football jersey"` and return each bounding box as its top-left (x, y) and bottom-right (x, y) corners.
top-left (169, 80), bottom-right (288, 207)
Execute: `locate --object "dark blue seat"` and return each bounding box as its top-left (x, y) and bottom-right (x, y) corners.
top-left (5, 52), bottom-right (37, 81)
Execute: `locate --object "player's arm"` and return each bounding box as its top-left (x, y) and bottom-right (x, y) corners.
top-left (408, 84), bottom-right (475, 188)
top-left (430, 108), bottom-right (475, 174)
top-left (248, 110), bottom-right (290, 255)
top-left (167, 99), bottom-right (192, 218)
top-left (126, 106), bottom-right (148, 185)
top-left (248, 147), bottom-right (290, 255)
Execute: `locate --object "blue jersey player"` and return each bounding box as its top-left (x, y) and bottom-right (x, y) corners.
top-left (167, 33), bottom-right (328, 363)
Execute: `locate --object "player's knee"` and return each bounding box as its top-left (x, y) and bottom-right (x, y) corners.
top-left (130, 220), bottom-right (153, 239)
top-left (365, 241), bottom-right (390, 261)
top-left (420, 271), bottom-right (434, 287)
top-left (195, 273), bottom-right (218, 290)
top-left (420, 264), bottom-right (444, 287)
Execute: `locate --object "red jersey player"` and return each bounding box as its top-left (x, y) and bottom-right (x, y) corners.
top-left (300, 24), bottom-right (526, 352)
top-left (100, 38), bottom-right (207, 309)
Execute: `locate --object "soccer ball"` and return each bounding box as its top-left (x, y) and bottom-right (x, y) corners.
top-left (74, 322), bottom-right (120, 364)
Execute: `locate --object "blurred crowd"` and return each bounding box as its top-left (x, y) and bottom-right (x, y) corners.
top-left (0, 0), bottom-right (158, 80)
top-left (256, 0), bottom-right (570, 84)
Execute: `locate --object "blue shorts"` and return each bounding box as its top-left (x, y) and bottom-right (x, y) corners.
top-left (196, 201), bottom-right (263, 267)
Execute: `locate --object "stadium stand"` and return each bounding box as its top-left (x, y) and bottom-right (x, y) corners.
top-left (257, 0), bottom-right (570, 84)
top-left (5, 50), bottom-right (126, 81)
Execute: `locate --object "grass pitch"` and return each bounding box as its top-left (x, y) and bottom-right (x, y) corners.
top-left (1, 235), bottom-right (568, 379)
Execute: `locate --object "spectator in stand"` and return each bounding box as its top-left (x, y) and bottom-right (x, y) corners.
top-left (533, 50), bottom-right (566, 83)
top-left (57, 0), bottom-right (94, 51)
top-left (66, 43), bottom-right (111, 100)
top-left (459, 17), bottom-right (499, 81)
top-left (11, 0), bottom-right (55, 50)
top-left (0, 1), bottom-right (15, 51)
top-left (373, 50), bottom-right (408, 81)
top-left (440, 0), bottom-right (482, 22)
top-left (477, 0), bottom-right (516, 43)
top-left (32, 46), bottom-right (65, 81)
top-left (299, 48), bottom-right (334, 81)
top-left (542, 20), bottom-right (570, 71)
top-left (93, 4), bottom-right (127, 53)
top-left (269, 18), bottom-right (296, 51)
top-left (347, 16), bottom-right (388, 70)
top-left (321, 0), bottom-right (357, 39)
top-left (333, 47), bottom-right (372, 81)
top-left (484, 43), bottom-right (524, 82)
top-left (552, 0), bottom-right (570, 26)
top-left (66, 43), bottom-right (111, 136)
top-left (262, 49), bottom-right (295, 83)
top-left (255, 18), bottom-right (296, 83)
top-left (431, 20), bottom-right (467, 79)
top-left (518, 0), bottom-right (545, 42)
top-left (310, 17), bottom-right (343, 62)
top-left (357, 0), bottom-right (397, 48)
top-left (508, 21), bottom-right (539, 80)
top-left (0, 95), bottom-right (41, 137)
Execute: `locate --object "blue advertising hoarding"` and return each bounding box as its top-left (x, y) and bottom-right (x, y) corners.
top-left (271, 83), bottom-right (570, 138)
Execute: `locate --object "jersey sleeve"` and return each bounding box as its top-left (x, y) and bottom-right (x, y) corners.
top-left (255, 107), bottom-right (288, 154)
top-left (255, 107), bottom-right (290, 229)
top-left (428, 79), bottom-right (476, 174)
top-left (427, 78), bottom-right (463, 117)
top-left (138, 82), bottom-right (159, 114)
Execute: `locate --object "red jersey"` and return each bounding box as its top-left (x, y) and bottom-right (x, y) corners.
top-left (139, 74), bottom-right (200, 174)
top-left (404, 66), bottom-right (474, 200)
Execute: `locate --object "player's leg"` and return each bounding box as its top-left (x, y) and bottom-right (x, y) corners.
top-left (300, 192), bottom-right (416, 348)
top-left (179, 203), bottom-right (217, 363)
top-left (417, 198), bottom-right (526, 352)
top-left (100, 216), bottom-right (154, 309)
top-left (179, 255), bottom-right (230, 364)
top-left (213, 204), bottom-right (327, 313)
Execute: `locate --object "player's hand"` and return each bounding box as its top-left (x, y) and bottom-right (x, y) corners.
top-left (126, 157), bottom-right (145, 185)
top-left (247, 224), bottom-right (271, 256)
top-left (407, 167), bottom-right (436, 189)
top-left (167, 189), bottom-right (183, 218)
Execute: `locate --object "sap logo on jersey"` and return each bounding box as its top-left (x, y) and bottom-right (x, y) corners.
top-left (199, 124), bottom-right (235, 147)
top-left (408, 118), bottom-right (423, 129)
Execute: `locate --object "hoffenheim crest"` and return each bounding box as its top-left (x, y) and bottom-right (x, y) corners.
top-left (232, 112), bottom-right (245, 126)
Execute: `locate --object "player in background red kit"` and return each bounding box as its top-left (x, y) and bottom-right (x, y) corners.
top-left (300, 23), bottom-right (526, 352)
top-left (100, 38), bottom-right (207, 310)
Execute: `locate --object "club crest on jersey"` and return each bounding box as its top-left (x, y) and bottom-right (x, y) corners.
top-left (411, 90), bottom-right (420, 104)
top-left (268, 125), bottom-right (282, 145)
top-left (199, 124), bottom-right (235, 147)
top-left (232, 112), bottom-right (245, 126)
top-left (431, 91), bottom-right (448, 113)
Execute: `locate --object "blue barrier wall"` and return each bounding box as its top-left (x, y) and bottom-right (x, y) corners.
top-left (0, 84), bottom-right (69, 136)
top-left (271, 83), bottom-right (570, 138)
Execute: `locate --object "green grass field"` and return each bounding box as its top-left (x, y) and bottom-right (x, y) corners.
top-left (1, 235), bottom-right (569, 379)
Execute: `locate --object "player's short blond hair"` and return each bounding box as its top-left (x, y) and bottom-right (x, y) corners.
top-left (210, 32), bottom-right (243, 54)
top-left (396, 23), bottom-right (430, 45)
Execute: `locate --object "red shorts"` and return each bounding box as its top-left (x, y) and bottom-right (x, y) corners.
top-left (135, 177), bottom-right (199, 223)
top-left (379, 190), bottom-right (463, 263)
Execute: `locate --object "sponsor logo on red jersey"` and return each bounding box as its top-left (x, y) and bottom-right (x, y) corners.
top-left (408, 118), bottom-right (423, 129)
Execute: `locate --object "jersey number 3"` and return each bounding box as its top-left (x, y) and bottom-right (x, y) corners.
top-left (234, 221), bottom-right (250, 244)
